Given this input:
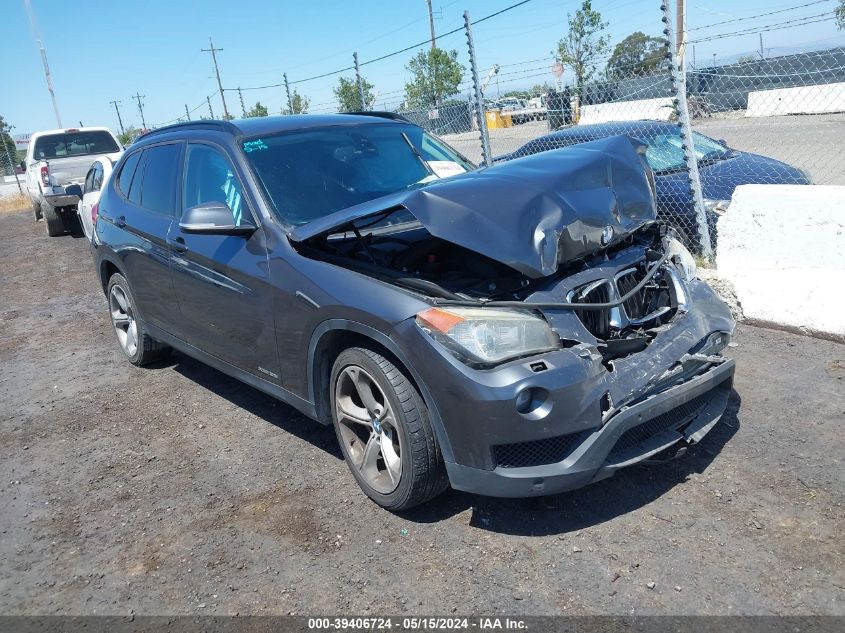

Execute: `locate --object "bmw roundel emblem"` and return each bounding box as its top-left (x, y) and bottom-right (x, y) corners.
top-left (601, 225), bottom-right (614, 245)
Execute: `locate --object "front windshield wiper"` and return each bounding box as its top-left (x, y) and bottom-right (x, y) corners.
top-left (401, 132), bottom-right (436, 178)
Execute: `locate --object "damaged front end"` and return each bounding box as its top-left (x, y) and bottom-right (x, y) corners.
top-left (292, 134), bottom-right (735, 495)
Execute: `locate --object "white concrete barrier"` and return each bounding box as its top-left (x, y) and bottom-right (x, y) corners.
top-left (578, 97), bottom-right (673, 125)
top-left (745, 82), bottom-right (845, 117)
top-left (716, 184), bottom-right (845, 340)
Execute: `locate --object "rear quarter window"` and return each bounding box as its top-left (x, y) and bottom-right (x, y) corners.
top-left (116, 151), bottom-right (142, 198)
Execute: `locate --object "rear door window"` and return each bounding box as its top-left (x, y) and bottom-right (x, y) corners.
top-left (138, 144), bottom-right (182, 215)
top-left (92, 163), bottom-right (104, 190)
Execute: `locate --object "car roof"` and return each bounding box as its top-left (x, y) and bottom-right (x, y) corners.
top-left (139, 113), bottom-right (407, 143)
top-left (538, 120), bottom-right (677, 143)
top-left (31, 127), bottom-right (115, 138)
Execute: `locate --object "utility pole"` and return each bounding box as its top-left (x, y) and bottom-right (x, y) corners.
top-left (24, 0), bottom-right (61, 127)
top-left (202, 37), bottom-right (230, 119)
top-left (676, 0), bottom-right (686, 65)
top-left (238, 88), bottom-right (246, 117)
top-left (184, 104), bottom-right (191, 121)
top-left (353, 52), bottom-right (365, 111)
top-left (132, 93), bottom-right (147, 129)
top-left (207, 96), bottom-right (215, 119)
top-left (758, 33), bottom-right (765, 59)
top-left (426, 0), bottom-right (436, 50)
top-left (110, 100), bottom-right (125, 136)
top-left (284, 73), bottom-right (293, 114)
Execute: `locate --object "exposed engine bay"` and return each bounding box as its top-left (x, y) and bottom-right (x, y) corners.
top-left (296, 213), bottom-right (688, 361)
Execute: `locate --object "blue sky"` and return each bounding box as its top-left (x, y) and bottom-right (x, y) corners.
top-left (3, 0), bottom-right (843, 134)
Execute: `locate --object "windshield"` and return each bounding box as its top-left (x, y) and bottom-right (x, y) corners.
top-left (242, 123), bottom-right (474, 225)
top-left (33, 131), bottom-right (120, 160)
top-left (644, 131), bottom-right (730, 173)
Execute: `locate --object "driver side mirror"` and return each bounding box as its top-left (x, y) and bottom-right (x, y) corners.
top-left (180, 201), bottom-right (256, 236)
top-left (717, 139), bottom-right (728, 147)
top-left (19, 161), bottom-right (26, 172)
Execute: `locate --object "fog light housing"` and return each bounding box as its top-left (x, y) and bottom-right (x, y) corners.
top-left (514, 387), bottom-right (551, 419)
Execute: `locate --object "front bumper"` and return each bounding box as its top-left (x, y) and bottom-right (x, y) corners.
top-left (444, 358), bottom-right (734, 497)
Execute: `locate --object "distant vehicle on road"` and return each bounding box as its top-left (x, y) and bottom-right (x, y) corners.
top-left (496, 120), bottom-right (811, 246)
top-left (77, 157), bottom-right (116, 242)
top-left (23, 127), bottom-right (122, 236)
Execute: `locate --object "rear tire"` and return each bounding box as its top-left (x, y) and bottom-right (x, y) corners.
top-left (32, 198), bottom-right (43, 221)
top-left (43, 205), bottom-right (64, 237)
top-left (330, 346), bottom-right (448, 510)
top-left (107, 273), bottom-right (172, 366)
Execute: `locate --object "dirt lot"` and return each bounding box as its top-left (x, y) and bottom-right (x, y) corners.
top-left (1, 208), bottom-right (843, 616)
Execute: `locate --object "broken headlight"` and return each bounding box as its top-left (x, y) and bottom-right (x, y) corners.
top-left (666, 234), bottom-right (697, 281)
top-left (416, 307), bottom-right (560, 365)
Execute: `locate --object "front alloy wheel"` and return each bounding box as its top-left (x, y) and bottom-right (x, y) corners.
top-left (330, 347), bottom-right (448, 510)
top-left (335, 365), bottom-right (403, 494)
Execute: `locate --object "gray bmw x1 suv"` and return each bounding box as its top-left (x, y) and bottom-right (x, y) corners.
top-left (92, 113), bottom-right (736, 510)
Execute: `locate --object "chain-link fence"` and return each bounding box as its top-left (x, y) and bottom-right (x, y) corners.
top-left (689, 47), bottom-right (845, 187)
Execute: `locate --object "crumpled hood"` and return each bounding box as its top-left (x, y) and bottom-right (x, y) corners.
top-left (291, 135), bottom-right (657, 278)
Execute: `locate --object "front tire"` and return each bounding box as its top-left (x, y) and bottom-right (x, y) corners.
top-left (330, 347), bottom-right (448, 510)
top-left (43, 205), bottom-right (64, 237)
top-left (107, 273), bottom-right (171, 366)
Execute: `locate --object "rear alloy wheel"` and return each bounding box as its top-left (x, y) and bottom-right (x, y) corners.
top-left (107, 273), bottom-right (171, 366)
top-left (330, 347), bottom-right (447, 510)
top-left (43, 205), bottom-right (63, 237)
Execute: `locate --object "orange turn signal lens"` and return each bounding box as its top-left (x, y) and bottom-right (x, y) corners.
top-left (416, 307), bottom-right (465, 333)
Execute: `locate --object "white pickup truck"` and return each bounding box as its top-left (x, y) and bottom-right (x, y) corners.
top-left (23, 127), bottom-right (122, 236)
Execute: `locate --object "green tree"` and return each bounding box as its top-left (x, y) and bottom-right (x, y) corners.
top-left (334, 76), bottom-right (374, 112)
top-left (837, 0), bottom-right (844, 29)
top-left (283, 90), bottom-right (310, 115)
top-left (530, 83), bottom-right (551, 95)
top-left (736, 54), bottom-right (757, 64)
top-left (0, 115), bottom-right (19, 175)
top-left (246, 102), bottom-right (269, 118)
top-left (606, 31), bottom-right (665, 78)
top-left (118, 126), bottom-right (139, 147)
top-left (553, 0), bottom-right (609, 95)
top-left (404, 48), bottom-right (464, 109)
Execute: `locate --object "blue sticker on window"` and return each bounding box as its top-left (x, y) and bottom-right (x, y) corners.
top-left (242, 139), bottom-right (268, 153)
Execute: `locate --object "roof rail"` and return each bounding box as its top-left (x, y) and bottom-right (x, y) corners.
top-left (139, 119), bottom-right (240, 140)
top-left (343, 111), bottom-right (411, 123)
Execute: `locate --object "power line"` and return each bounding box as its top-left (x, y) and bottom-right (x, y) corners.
top-left (229, 0), bottom-right (534, 92)
top-left (688, 0), bottom-right (834, 31)
top-left (688, 12), bottom-right (836, 43)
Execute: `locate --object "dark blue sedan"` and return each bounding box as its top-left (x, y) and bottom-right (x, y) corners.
top-left (497, 120), bottom-right (811, 247)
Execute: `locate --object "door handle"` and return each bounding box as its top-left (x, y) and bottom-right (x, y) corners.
top-left (114, 215), bottom-right (126, 228)
top-left (167, 236), bottom-right (188, 253)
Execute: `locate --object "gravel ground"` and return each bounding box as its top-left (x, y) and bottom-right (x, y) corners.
top-left (1, 209), bottom-right (843, 616)
top-left (442, 113), bottom-right (845, 186)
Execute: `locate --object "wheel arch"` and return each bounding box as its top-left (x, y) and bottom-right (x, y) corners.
top-left (307, 319), bottom-right (455, 464)
top-left (98, 256), bottom-right (123, 295)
